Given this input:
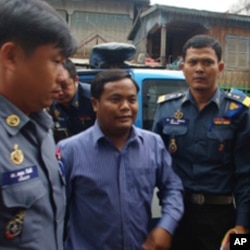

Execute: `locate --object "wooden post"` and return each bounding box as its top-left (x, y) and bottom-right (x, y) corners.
top-left (160, 24), bottom-right (166, 66)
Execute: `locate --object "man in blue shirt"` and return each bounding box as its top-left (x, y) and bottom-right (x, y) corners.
top-left (57, 69), bottom-right (184, 250)
top-left (153, 34), bottom-right (250, 250)
top-left (49, 58), bottom-right (95, 142)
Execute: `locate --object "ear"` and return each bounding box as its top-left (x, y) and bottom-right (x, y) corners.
top-left (91, 97), bottom-right (98, 113)
top-left (74, 75), bottom-right (79, 84)
top-left (180, 61), bottom-right (184, 71)
top-left (0, 42), bottom-right (19, 72)
top-left (218, 61), bottom-right (224, 72)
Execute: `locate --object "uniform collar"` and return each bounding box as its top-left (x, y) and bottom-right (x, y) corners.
top-left (70, 87), bottom-right (80, 108)
top-left (0, 95), bottom-right (53, 136)
top-left (54, 85), bottom-right (80, 110)
top-left (182, 88), bottom-right (221, 108)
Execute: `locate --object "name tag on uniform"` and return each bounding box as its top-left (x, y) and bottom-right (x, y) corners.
top-left (2, 166), bottom-right (39, 186)
top-left (165, 117), bottom-right (189, 126)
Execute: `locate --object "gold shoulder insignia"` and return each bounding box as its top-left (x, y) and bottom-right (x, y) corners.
top-left (243, 96), bottom-right (250, 107)
top-left (227, 92), bottom-right (250, 108)
top-left (157, 93), bottom-right (183, 104)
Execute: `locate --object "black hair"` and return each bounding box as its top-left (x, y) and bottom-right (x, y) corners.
top-left (182, 34), bottom-right (222, 62)
top-left (91, 69), bottom-right (140, 99)
top-left (0, 0), bottom-right (76, 57)
top-left (63, 58), bottom-right (77, 79)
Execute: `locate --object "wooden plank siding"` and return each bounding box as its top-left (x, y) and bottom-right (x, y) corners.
top-left (208, 26), bottom-right (250, 90)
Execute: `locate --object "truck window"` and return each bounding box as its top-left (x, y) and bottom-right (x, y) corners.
top-left (142, 79), bottom-right (188, 130)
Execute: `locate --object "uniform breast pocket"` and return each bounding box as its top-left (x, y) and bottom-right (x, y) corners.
top-left (163, 125), bottom-right (188, 151)
top-left (1, 178), bottom-right (47, 244)
top-left (207, 126), bottom-right (234, 162)
top-left (163, 124), bottom-right (188, 136)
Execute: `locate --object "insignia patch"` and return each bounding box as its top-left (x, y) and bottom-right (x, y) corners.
top-left (174, 110), bottom-right (183, 119)
top-left (5, 210), bottom-right (25, 239)
top-left (54, 109), bottom-right (60, 117)
top-left (6, 115), bottom-right (20, 127)
top-left (227, 89), bottom-right (250, 108)
top-left (213, 118), bottom-right (231, 125)
top-left (75, 101), bottom-right (79, 107)
top-left (229, 102), bottom-right (239, 111)
top-left (10, 144), bottom-right (24, 165)
top-left (157, 93), bottom-right (183, 104)
top-left (55, 147), bottom-right (61, 160)
top-left (243, 96), bottom-right (250, 107)
top-left (169, 138), bottom-right (177, 153)
top-left (80, 116), bottom-right (91, 121)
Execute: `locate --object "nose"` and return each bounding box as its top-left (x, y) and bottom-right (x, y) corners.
top-left (120, 100), bottom-right (130, 110)
top-left (195, 62), bottom-right (204, 72)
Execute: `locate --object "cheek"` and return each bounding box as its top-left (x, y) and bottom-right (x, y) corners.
top-left (132, 103), bottom-right (138, 114)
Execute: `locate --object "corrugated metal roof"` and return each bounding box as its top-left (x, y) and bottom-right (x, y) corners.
top-left (128, 4), bottom-right (250, 39)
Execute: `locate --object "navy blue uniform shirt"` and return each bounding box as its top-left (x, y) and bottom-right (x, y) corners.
top-left (49, 82), bottom-right (95, 142)
top-left (153, 88), bottom-right (250, 228)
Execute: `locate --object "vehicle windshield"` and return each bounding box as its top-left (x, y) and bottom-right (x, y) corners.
top-left (142, 79), bottom-right (188, 130)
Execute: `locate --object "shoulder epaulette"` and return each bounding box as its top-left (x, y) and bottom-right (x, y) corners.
top-left (157, 92), bottom-right (184, 104)
top-left (226, 89), bottom-right (250, 108)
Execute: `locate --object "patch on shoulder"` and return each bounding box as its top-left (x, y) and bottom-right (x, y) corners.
top-left (157, 93), bottom-right (183, 104)
top-left (226, 89), bottom-right (250, 107)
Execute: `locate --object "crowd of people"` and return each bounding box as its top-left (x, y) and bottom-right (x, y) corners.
top-left (0, 0), bottom-right (249, 249)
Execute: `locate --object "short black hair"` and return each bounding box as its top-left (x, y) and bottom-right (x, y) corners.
top-left (0, 0), bottom-right (76, 57)
top-left (63, 59), bottom-right (77, 79)
top-left (182, 34), bottom-right (222, 62)
top-left (91, 69), bottom-right (140, 99)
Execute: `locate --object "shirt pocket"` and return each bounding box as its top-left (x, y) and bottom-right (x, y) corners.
top-left (1, 178), bottom-right (47, 244)
top-left (126, 167), bottom-right (155, 203)
top-left (207, 126), bottom-right (234, 162)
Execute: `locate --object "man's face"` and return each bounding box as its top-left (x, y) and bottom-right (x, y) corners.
top-left (92, 77), bottom-right (138, 137)
top-left (181, 47), bottom-right (224, 93)
top-left (55, 69), bottom-right (78, 106)
top-left (6, 43), bottom-right (65, 114)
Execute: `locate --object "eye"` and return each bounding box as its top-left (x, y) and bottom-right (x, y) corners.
top-left (203, 59), bottom-right (214, 66)
top-left (129, 97), bottom-right (137, 103)
top-left (188, 59), bottom-right (197, 66)
top-left (110, 96), bottom-right (120, 103)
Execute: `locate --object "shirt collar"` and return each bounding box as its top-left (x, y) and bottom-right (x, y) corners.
top-left (92, 121), bottom-right (144, 146)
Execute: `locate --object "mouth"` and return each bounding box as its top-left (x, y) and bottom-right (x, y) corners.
top-left (116, 116), bottom-right (132, 122)
top-left (193, 77), bottom-right (206, 83)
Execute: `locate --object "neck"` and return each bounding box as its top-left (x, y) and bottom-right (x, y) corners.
top-left (105, 129), bottom-right (131, 151)
top-left (191, 88), bottom-right (217, 111)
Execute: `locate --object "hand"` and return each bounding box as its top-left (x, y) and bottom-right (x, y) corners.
top-left (142, 227), bottom-right (172, 250)
top-left (235, 225), bottom-right (248, 234)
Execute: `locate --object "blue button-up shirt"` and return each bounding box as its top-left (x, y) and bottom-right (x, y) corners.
top-left (153, 88), bottom-right (250, 227)
top-left (58, 122), bottom-right (184, 250)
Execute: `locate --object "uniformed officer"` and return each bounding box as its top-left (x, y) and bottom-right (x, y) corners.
top-left (48, 59), bottom-right (95, 143)
top-left (152, 34), bottom-right (250, 250)
top-left (0, 0), bottom-right (76, 249)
